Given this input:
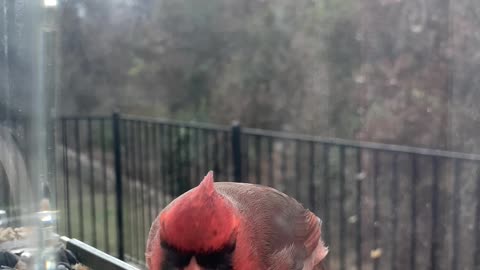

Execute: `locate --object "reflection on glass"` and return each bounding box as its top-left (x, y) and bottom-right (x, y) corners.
top-left (1, 0), bottom-right (59, 269)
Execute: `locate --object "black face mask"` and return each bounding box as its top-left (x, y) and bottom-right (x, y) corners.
top-left (161, 242), bottom-right (192, 269)
top-left (195, 243), bottom-right (235, 270)
top-left (161, 242), bottom-right (235, 270)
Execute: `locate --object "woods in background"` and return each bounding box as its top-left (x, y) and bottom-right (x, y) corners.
top-left (58, 0), bottom-right (480, 153)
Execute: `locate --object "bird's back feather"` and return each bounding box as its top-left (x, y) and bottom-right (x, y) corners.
top-left (215, 182), bottom-right (328, 270)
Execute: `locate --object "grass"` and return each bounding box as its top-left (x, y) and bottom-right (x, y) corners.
top-left (55, 178), bottom-right (167, 265)
top-left (56, 190), bottom-right (118, 255)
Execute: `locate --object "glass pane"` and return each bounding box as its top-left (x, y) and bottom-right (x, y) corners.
top-left (1, 0), bottom-right (59, 269)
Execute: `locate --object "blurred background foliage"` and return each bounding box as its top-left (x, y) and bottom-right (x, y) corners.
top-left (53, 0), bottom-right (480, 153)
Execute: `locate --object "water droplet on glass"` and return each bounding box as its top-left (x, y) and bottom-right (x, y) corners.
top-left (356, 171), bottom-right (367, 180)
top-left (389, 77), bottom-right (398, 86)
top-left (410, 24), bottom-right (423, 33)
top-left (354, 75), bottom-right (366, 84)
top-left (348, 215), bottom-right (358, 224)
top-left (370, 248), bottom-right (383, 259)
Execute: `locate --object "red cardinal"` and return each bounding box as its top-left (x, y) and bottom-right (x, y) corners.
top-left (146, 171), bottom-right (328, 270)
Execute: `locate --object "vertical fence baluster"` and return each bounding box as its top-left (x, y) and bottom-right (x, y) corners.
top-left (410, 155), bottom-right (417, 270)
top-left (373, 151), bottom-right (380, 270)
top-left (74, 118), bottom-right (84, 240)
top-left (194, 128), bottom-right (200, 182)
top-left (186, 127), bottom-right (191, 187)
top-left (223, 130), bottom-right (229, 180)
top-left (145, 123), bottom-right (152, 227)
top-left (112, 113), bottom-right (125, 260)
top-left (309, 142), bottom-right (315, 212)
top-left (255, 136), bottom-right (261, 184)
top-left (232, 122), bottom-right (242, 182)
top-left (244, 135), bottom-right (249, 180)
top-left (281, 140), bottom-right (288, 193)
top-left (295, 141), bottom-right (300, 199)
top-left (166, 124), bottom-right (170, 200)
top-left (268, 138), bottom-right (273, 187)
top-left (138, 121), bottom-right (146, 254)
top-left (167, 125), bottom-right (174, 197)
top-left (61, 118), bottom-right (72, 236)
top-left (323, 143), bottom-right (330, 269)
top-left (356, 148), bottom-right (363, 270)
top-left (475, 162), bottom-right (480, 270)
top-left (451, 160), bottom-right (461, 270)
top-left (161, 124), bottom-right (167, 207)
top-left (391, 154), bottom-right (398, 270)
top-left (168, 125), bottom-right (174, 197)
top-left (212, 131), bottom-right (222, 178)
top-left (430, 157), bottom-right (439, 270)
top-left (124, 120), bottom-right (130, 258)
top-left (176, 126), bottom-right (183, 194)
top-left (204, 129), bottom-right (210, 174)
top-left (340, 146), bottom-right (346, 270)
top-left (131, 120), bottom-right (139, 260)
top-left (118, 118), bottom-right (126, 256)
top-left (52, 118), bottom-right (59, 230)
top-left (157, 124), bottom-right (164, 208)
top-left (153, 123), bottom-right (160, 213)
top-left (87, 117), bottom-right (96, 247)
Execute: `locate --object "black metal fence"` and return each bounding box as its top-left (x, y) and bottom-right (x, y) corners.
top-left (55, 113), bottom-right (480, 270)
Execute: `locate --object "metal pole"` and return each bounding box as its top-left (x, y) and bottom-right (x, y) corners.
top-left (112, 112), bottom-right (125, 260)
top-left (231, 121), bottom-right (242, 182)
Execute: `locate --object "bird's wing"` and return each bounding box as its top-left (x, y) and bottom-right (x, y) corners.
top-left (146, 214), bottom-right (164, 270)
top-left (215, 182), bottom-right (328, 270)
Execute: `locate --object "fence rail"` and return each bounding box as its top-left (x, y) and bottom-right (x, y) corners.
top-left (54, 113), bottom-right (480, 270)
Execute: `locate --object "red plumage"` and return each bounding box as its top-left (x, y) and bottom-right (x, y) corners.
top-left (146, 171), bottom-right (328, 270)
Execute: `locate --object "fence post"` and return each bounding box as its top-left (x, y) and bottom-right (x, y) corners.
top-left (231, 121), bottom-right (242, 182)
top-left (112, 112), bottom-right (125, 260)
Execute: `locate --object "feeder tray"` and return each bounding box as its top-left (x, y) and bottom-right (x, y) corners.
top-left (59, 236), bottom-right (139, 270)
